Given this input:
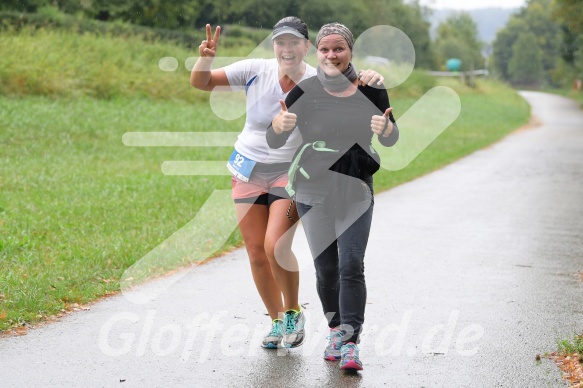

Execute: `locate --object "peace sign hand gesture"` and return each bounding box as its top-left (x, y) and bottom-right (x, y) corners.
top-left (199, 24), bottom-right (221, 58)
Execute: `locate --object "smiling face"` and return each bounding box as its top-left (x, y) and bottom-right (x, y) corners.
top-left (273, 34), bottom-right (310, 74)
top-left (317, 34), bottom-right (352, 76)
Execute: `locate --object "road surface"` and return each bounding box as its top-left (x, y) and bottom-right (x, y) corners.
top-left (1, 91), bottom-right (582, 387)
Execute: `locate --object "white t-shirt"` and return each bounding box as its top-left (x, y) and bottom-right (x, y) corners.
top-left (224, 58), bottom-right (316, 163)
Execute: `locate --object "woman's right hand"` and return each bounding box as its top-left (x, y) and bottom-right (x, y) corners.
top-left (199, 24), bottom-right (221, 58)
top-left (272, 100), bottom-right (297, 134)
top-left (371, 107), bottom-right (394, 137)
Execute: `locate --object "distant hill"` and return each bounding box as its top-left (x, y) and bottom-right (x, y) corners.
top-left (427, 7), bottom-right (519, 43)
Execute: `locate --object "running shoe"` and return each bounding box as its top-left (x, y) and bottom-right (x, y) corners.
top-left (324, 327), bottom-right (343, 360)
top-left (261, 319), bottom-right (284, 349)
top-left (339, 342), bottom-right (363, 371)
top-left (282, 309), bottom-right (305, 348)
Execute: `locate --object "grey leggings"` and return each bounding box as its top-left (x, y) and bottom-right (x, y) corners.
top-left (296, 179), bottom-right (373, 344)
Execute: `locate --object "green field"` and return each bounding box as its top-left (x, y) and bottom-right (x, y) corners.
top-left (0, 27), bottom-right (530, 331)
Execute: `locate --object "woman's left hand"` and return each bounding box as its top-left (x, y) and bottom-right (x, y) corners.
top-left (358, 69), bottom-right (384, 86)
top-left (371, 108), bottom-right (394, 137)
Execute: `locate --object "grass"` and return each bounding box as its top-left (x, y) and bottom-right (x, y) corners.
top-left (0, 27), bottom-right (252, 101)
top-left (552, 333), bottom-right (583, 386)
top-left (374, 78), bottom-right (530, 190)
top-left (558, 333), bottom-right (583, 356)
top-left (0, 96), bottom-right (242, 329)
top-left (0, 26), bottom-right (439, 103)
top-left (0, 26), bottom-right (530, 331)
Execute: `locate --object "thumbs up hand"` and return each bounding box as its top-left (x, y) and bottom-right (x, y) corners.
top-left (371, 107), bottom-right (394, 137)
top-left (279, 99), bottom-right (288, 112)
top-left (272, 99), bottom-right (297, 134)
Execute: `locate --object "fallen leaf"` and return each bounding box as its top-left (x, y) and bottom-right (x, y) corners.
top-left (549, 352), bottom-right (583, 387)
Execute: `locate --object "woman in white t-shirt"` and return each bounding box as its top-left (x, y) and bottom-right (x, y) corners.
top-left (190, 17), bottom-right (383, 349)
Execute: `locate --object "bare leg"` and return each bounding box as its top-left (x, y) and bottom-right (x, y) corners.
top-left (235, 202), bottom-right (284, 320)
top-left (264, 199), bottom-right (301, 312)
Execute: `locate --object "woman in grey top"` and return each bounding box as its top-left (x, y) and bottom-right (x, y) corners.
top-left (268, 22), bottom-right (399, 370)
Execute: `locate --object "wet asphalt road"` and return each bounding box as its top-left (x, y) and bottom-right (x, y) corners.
top-left (1, 91), bottom-right (582, 387)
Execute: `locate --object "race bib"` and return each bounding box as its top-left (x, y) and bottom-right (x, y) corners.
top-left (227, 150), bottom-right (257, 182)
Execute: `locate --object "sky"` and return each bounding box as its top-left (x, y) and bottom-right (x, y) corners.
top-left (417, 0), bottom-right (527, 10)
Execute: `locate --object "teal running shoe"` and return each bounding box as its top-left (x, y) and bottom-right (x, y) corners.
top-left (282, 309), bottom-right (305, 348)
top-left (339, 342), bottom-right (363, 371)
top-left (324, 327), bottom-right (343, 360)
top-left (261, 319), bottom-right (283, 349)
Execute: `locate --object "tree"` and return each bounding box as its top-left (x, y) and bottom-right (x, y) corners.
top-left (434, 12), bottom-right (483, 71)
top-left (520, 0), bottom-right (561, 74)
top-left (492, 18), bottom-right (527, 80)
top-left (0, 0), bottom-right (435, 69)
top-left (492, 0), bottom-right (561, 84)
top-left (361, 0), bottom-right (435, 69)
top-left (0, 0), bottom-right (49, 12)
top-left (298, 0), bottom-right (369, 38)
top-left (553, 0), bottom-right (583, 35)
top-left (508, 32), bottom-right (544, 85)
top-left (553, 0), bottom-right (583, 80)
top-left (222, 0), bottom-right (289, 28)
top-left (299, 0), bottom-right (435, 69)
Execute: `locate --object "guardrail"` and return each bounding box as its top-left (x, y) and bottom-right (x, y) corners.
top-left (427, 69), bottom-right (489, 87)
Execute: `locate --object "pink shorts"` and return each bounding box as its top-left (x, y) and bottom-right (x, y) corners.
top-left (231, 163), bottom-right (290, 205)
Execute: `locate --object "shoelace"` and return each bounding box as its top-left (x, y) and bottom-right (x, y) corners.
top-left (269, 320), bottom-right (282, 336)
top-left (342, 344), bottom-right (358, 359)
top-left (284, 312), bottom-right (297, 333)
top-left (326, 330), bottom-right (343, 349)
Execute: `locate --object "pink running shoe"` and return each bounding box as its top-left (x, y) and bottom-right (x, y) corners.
top-left (324, 327), bottom-right (343, 360)
top-left (339, 342), bottom-right (363, 371)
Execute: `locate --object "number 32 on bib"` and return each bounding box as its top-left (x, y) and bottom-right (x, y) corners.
top-left (227, 150), bottom-right (257, 182)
